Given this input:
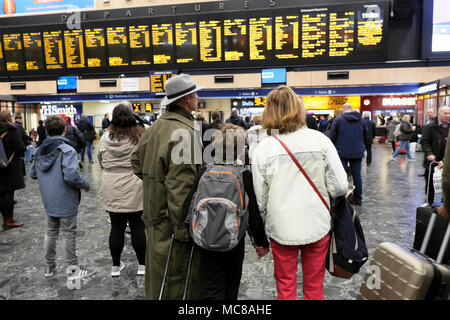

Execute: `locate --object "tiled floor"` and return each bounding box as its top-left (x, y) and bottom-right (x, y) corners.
top-left (0, 143), bottom-right (435, 300)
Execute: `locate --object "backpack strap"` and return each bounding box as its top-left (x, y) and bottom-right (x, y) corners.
top-left (273, 135), bottom-right (330, 211)
top-left (0, 131), bottom-right (16, 164)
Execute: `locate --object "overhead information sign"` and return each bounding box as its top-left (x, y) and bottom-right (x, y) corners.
top-left (85, 28), bottom-right (107, 68)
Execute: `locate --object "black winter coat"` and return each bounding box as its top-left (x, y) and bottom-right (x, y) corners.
top-left (37, 125), bottom-right (46, 147)
top-left (422, 119), bottom-right (448, 169)
top-left (65, 125), bottom-right (86, 153)
top-left (398, 121), bottom-right (414, 141)
top-left (0, 123), bottom-right (26, 192)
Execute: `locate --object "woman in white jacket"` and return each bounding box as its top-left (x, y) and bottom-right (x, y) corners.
top-left (252, 86), bottom-right (348, 300)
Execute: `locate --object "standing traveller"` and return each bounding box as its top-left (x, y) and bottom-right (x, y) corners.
top-left (252, 86), bottom-right (348, 300)
top-left (64, 117), bottom-right (86, 169)
top-left (30, 115), bottom-right (94, 279)
top-left (0, 111), bottom-right (26, 229)
top-left (328, 103), bottom-right (369, 206)
top-left (425, 108), bottom-right (437, 125)
top-left (77, 113), bottom-right (96, 164)
top-left (131, 74), bottom-right (204, 300)
top-left (421, 105), bottom-right (450, 207)
top-left (102, 113), bottom-right (110, 130)
top-left (225, 108), bottom-right (248, 129)
top-left (98, 103), bottom-right (147, 277)
top-left (391, 114), bottom-right (416, 161)
top-left (386, 115), bottom-right (400, 153)
top-left (37, 120), bottom-right (46, 147)
top-left (362, 111), bottom-right (377, 166)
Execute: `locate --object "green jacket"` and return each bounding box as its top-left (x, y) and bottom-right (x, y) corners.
top-left (132, 106), bottom-right (203, 300)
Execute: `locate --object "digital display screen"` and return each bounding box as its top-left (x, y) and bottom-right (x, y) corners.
top-left (249, 17), bottom-right (273, 60)
top-left (150, 73), bottom-right (175, 93)
top-left (275, 15), bottom-right (299, 60)
top-left (199, 20), bottom-right (222, 62)
top-left (301, 11), bottom-right (327, 59)
top-left (357, 4), bottom-right (384, 51)
top-left (223, 18), bottom-right (247, 62)
top-left (152, 23), bottom-right (173, 64)
top-left (432, 0), bottom-right (450, 52)
top-left (175, 22), bottom-right (198, 64)
top-left (261, 68), bottom-right (286, 84)
top-left (3, 33), bottom-right (24, 71)
top-left (64, 29), bottom-right (85, 68)
top-left (23, 32), bottom-right (44, 70)
top-left (84, 28), bottom-right (107, 68)
top-left (57, 76), bottom-right (77, 90)
top-left (107, 26), bottom-right (129, 66)
top-left (43, 31), bottom-right (65, 70)
top-left (129, 25), bottom-right (151, 65)
top-left (329, 11), bottom-right (355, 57)
top-left (0, 41), bottom-right (3, 71)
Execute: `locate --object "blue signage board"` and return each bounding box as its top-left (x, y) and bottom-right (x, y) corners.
top-left (261, 68), bottom-right (287, 84)
top-left (57, 76), bottom-right (77, 90)
top-left (1, 0), bottom-right (95, 16)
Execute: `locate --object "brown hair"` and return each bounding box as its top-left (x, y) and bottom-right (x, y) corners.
top-left (0, 111), bottom-right (14, 125)
top-left (210, 111), bottom-right (223, 130)
top-left (214, 124), bottom-right (246, 162)
top-left (262, 86), bottom-right (306, 135)
top-left (108, 103), bottom-right (145, 145)
top-left (45, 115), bottom-right (66, 136)
top-left (252, 115), bottom-right (262, 125)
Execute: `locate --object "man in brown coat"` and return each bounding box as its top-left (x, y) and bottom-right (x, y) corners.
top-left (131, 74), bottom-right (204, 299)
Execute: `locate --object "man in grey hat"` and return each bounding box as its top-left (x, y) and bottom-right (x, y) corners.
top-left (131, 74), bottom-right (204, 299)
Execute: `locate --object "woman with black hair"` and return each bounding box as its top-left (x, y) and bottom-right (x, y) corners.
top-left (97, 103), bottom-right (147, 277)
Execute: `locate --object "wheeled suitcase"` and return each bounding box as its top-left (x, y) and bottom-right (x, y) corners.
top-left (357, 213), bottom-right (450, 300)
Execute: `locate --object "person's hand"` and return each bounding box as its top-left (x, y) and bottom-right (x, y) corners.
top-left (438, 161), bottom-right (444, 169)
top-left (437, 205), bottom-right (450, 219)
top-left (427, 155), bottom-right (436, 162)
top-left (174, 236), bottom-right (190, 242)
top-left (254, 245), bottom-right (270, 259)
top-left (84, 186), bottom-right (90, 192)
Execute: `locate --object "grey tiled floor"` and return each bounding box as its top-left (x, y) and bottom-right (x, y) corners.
top-left (0, 143), bottom-right (432, 300)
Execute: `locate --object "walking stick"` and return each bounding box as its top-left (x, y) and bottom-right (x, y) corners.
top-left (182, 244), bottom-right (195, 300)
top-left (159, 233), bottom-right (175, 300)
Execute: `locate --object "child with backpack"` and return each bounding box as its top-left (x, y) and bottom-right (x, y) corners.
top-left (184, 124), bottom-right (270, 300)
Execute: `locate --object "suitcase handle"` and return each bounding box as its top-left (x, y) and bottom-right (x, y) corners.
top-left (426, 161), bottom-right (439, 202)
top-left (420, 211), bottom-right (450, 264)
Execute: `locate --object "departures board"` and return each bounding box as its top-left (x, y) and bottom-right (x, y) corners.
top-left (0, 2), bottom-right (388, 77)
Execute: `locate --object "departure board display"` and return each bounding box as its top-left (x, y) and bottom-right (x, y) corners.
top-left (175, 22), bottom-right (197, 64)
top-left (107, 27), bottom-right (129, 66)
top-left (64, 30), bottom-right (85, 68)
top-left (43, 31), bottom-right (65, 70)
top-left (0, 2), bottom-right (388, 77)
top-left (85, 28), bottom-right (107, 68)
top-left (301, 11), bottom-right (328, 59)
top-left (329, 12), bottom-right (355, 57)
top-left (3, 33), bottom-right (24, 71)
top-left (249, 17), bottom-right (273, 60)
top-left (199, 20), bottom-right (222, 62)
top-left (129, 25), bottom-right (151, 65)
top-left (357, 5), bottom-right (384, 51)
top-left (275, 15), bottom-right (299, 60)
top-left (152, 24), bottom-right (173, 64)
top-left (223, 18), bottom-right (247, 62)
top-left (150, 73), bottom-right (175, 93)
top-left (23, 32), bottom-right (44, 70)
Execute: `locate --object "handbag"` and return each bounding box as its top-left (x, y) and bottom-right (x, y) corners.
top-left (273, 135), bottom-right (368, 278)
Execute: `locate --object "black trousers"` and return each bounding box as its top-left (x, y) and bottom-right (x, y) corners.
top-left (108, 211), bottom-right (146, 266)
top-left (0, 191), bottom-right (15, 220)
top-left (366, 145), bottom-right (373, 164)
top-left (197, 239), bottom-right (245, 300)
top-left (424, 162), bottom-right (439, 204)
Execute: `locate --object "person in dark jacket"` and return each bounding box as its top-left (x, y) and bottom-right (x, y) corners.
top-left (102, 113), bottom-right (110, 130)
top-left (421, 106), bottom-right (450, 206)
top-left (77, 113), bottom-right (95, 164)
top-left (65, 117), bottom-right (86, 169)
top-left (226, 108), bottom-right (247, 129)
top-left (37, 120), bottom-right (46, 147)
top-left (328, 103), bottom-right (369, 205)
top-left (0, 111), bottom-right (26, 229)
top-left (306, 114), bottom-right (318, 130)
top-left (14, 115), bottom-right (32, 147)
top-left (183, 124), bottom-right (270, 300)
top-left (362, 111), bottom-right (377, 166)
top-left (391, 114), bottom-right (416, 161)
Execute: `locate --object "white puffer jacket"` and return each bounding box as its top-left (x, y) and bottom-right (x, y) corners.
top-left (252, 127), bottom-right (348, 245)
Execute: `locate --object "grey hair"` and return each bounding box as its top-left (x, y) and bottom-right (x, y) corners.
top-left (342, 103), bottom-right (352, 111)
top-left (438, 106), bottom-right (450, 114)
top-left (362, 111), bottom-right (371, 119)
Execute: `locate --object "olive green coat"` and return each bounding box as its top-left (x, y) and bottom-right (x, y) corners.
top-left (131, 106), bottom-right (203, 300)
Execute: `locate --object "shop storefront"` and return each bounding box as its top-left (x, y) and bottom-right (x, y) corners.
top-left (361, 95), bottom-right (417, 126)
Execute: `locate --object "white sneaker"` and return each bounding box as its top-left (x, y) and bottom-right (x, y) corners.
top-left (111, 261), bottom-right (125, 277)
top-left (420, 202), bottom-right (430, 208)
top-left (67, 264), bottom-right (96, 280)
top-left (137, 265), bottom-right (145, 276)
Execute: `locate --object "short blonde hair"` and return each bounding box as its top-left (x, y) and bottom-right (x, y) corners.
top-left (262, 86), bottom-right (306, 135)
top-left (252, 115), bottom-right (262, 125)
top-left (402, 114), bottom-right (410, 122)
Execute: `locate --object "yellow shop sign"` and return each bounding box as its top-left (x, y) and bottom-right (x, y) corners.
top-left (303, 96), bottom-right (360, 109)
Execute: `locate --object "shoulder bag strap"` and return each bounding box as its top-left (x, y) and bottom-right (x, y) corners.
top-left (273, 135), bottom-right (330, 212)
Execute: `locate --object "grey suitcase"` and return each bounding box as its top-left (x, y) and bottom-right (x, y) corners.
top-left (357, 213), bottom-right (450, 300)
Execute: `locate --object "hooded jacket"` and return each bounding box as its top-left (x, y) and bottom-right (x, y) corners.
top-left (328, 111), bottom-right (369, 159)
top-left (30, 136), bottom-right (90, 217)
top-left (0, 123), bottom-right (26, 192)
top-left (225, 114), bottom-right (247, 129)
top-left (97, 130), bottom-right (143, 213)
top-left (386, 119), bottom-right (400, 142)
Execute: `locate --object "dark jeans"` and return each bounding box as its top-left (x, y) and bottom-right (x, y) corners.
top-left (424, 162), bottom-right (439, 204)
top-left (0, 191), bottom-right (14, 220)
top-left (341, 159), bottom-right (363, 202)
top-left (197, 239), bottom-right (245, 300)
top-left (108, 211), bottom-right (146, 266)
top-left (366, 145), bottom-right (373, 165)
top-left (391, 142), bottom-right (396, 153)
top-left (81, 140), bottom-right (93, 162)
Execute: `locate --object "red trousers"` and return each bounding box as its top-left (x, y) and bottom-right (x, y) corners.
top-left (270, 233), bottom-right (330, 300)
